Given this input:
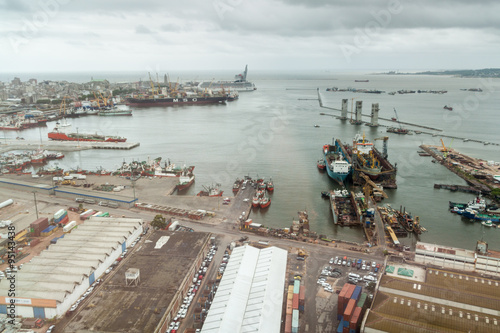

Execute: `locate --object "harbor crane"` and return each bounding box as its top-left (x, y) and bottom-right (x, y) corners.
top-left (360, 172), bottom-right (388, 199)
top-left (374, 136), bottom-right (389, 160)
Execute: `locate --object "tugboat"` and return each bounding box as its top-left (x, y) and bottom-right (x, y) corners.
top-left (266, 178), bottom-right (274, 192)
top-left (317, 158), bottom-right (326, 170)
top-left (260, 194), bottom-right (271, 209)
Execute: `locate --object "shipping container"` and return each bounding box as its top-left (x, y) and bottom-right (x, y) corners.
top-left (338, 284), bottom-right (350, 315)
top-left (292, 309), bottom-right (299, 330)
top-left (343, 326), bottom-right (349, 333)
top-left (54, 209), bottom-right (66, 220)
top-left (343, 299), bottom-right (356, 322)
top-left (298, 304), bottom-right (304, 312)
top-left (41, 225), bottom-right (57, 237)
top-left (293, 279), bottom-right (300, 294)
top-left (344, 284), bottom-right (356, 300)
top-left (337, 319), bottom-right (344, 333)
top-left (285, 313), bottom-right (292, 333)
top-left (288, 285), bottom-right (294, 299)
top-left (292, 294), bottom-right (299, 309)
top-left (31, 217), bottom-right (49, 231)
top-left (286, 298), bottom-right (293, 315)
top-left (54, 212), bottom-right (68, 223)
top-left (30, 238), bottom-right (41, 247)
top-left (80, 209), bottom-right (95, 220)
top-left (351, 286), bottom-right (362, 301)
top-left (299, 285), bottom-right (305, 301)
top-left (57, 215), bottom-right (69, 225)
top-left (357, 293), bottom-right (367, 309)
top-left (349, 306), bottom-right (362, 330)
top-left (349, 329), bottom-right (356, 333)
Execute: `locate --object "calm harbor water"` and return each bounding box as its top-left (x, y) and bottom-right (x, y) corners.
top-left (2, 71), bottom-right (500, 250)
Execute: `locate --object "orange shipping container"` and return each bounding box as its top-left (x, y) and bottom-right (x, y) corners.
top-left (344, 299), bottom-right (356, 322)
top-left (350, 306), bottom-right (362, 329)
top-left (299, 285), bottom-right (305, 301)
top-left (286, 298), bottom-right (293, 315)
top-left (285, 313), bottom-right (292, 333)
top-left (292, 294), bottom-right (299, 309)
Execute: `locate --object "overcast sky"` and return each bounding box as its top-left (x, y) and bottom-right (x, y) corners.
top-left (1, 0), bottom-right (499, 73)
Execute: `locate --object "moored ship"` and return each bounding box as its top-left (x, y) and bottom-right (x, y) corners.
top-left (197, 184), bottom-right (223, 197)
top-left (48, 127), bottom-right (126, 142)
top-left (125, 93), bottom-right (227, 107)
top-left (198, 65), bottom-right (256, 92)
top-left (176, 168), bottom-right (195, 191)
top-left (97, 108), bottom-right (133, 116)
top-left (323, 139), bottom-right (352, 185)
top-left (329, 189), bottom-right (361, 226)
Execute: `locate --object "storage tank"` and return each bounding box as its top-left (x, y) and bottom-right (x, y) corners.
top-left (63, 221), bottom-right (77, 233)
top-left (0, 199), bottom-right (14, 209)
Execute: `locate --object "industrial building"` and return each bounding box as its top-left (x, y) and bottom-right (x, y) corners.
top-left (64, 230), bottom-right (211, 333)
top-left (0, 217), bottom-right (143, 319)
top-left (362, 263), bottom-right (500, 332)
top-left (201, 245), bottom-right (288, 333)
top-left (415, 241), bottom-right (500, 277)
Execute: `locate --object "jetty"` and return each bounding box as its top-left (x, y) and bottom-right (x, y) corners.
top-left (0, 138), bottom-right (139, 154)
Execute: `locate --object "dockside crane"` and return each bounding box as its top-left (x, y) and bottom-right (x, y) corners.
top-left (360, 172), bottom-right (388, 199)
top-left (374, 136), bottom-right (389, 160)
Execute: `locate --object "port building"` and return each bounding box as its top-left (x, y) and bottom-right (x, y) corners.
top-left (0, 217), bottom-right (143, 319)
top-left (201, 245), bottom-right (288, 333)
top-left (361, 263), bottom-right (500, 332)
top-left (63, 229), bottom-right (211, 333)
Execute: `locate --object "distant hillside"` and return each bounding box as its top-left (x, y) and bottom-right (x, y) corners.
top-left (384, 68), bottom-right (500, 78)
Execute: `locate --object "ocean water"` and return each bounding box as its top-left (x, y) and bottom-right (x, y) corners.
top-left (2, 71), bottom-right (500, 250)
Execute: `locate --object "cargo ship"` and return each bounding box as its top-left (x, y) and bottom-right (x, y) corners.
top-left (198, 65), bottom-right (256, 92)
top-left (176, 173), bottom-right (195, 191)
top-left (125, 94), bottom-right (227, 107)
top-left (323, 139), bottom-right (352, 186)
top-left (97, 108), bottom-right (133, 116)
top-left (48, 127), bottom-right (126, 142)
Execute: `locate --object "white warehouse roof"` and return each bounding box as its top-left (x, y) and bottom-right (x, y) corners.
top-left (201, 245), bottom-right (288, 333)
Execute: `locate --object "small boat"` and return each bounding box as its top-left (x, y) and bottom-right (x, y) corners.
top-left (321, 191), bottom-right (330, 199)
top-left (314, 125), bottom-right (320, 128)
top-left (260, 195), bottom-right (271, 208)
top-left (317, 159), bottom-right (326, 170)
top-left (443, 105), bottom-right (453, 111)
top-left (482, 220), bottom-right (494, 227)
top-left (266, 179), bottom-right (274, 192)
top-left (232, 178), bottom-right (242, 193)
top-left (252, 195), bottom-right (260, 208)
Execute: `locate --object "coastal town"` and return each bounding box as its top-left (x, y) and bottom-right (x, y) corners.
top-left (1, 68), bottom-right (500, 333)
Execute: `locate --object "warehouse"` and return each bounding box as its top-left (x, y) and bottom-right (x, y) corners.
top-left (0, 217), bottom-right (143, 319)
top-left (201, 245), bottom-right (288, 333)
top-left (64, 230), bottom-right (211, 333)
top-left (362, 265), bottom-right (500, 332)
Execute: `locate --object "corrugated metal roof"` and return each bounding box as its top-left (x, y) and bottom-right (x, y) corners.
top-left (201, 245), bottom-right (287, 333)
top-left (0, 218), bottom-right (143, 303)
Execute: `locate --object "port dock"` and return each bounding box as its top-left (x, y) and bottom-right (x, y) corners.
top-left (0, 139), bottom-right (140, 154)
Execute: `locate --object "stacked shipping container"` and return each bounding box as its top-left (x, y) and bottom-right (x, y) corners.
top-left (337, 284), bottom-right (365, 333)
top-left (30, 217), bottom-right (49, 237)
top-left (54, 209), bottom-right (69, 225)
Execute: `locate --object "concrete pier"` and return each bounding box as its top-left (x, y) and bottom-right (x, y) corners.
top-left (370, 103), bottom-right (379, 127)
top-left (0, 139), bottom-right (140, 154)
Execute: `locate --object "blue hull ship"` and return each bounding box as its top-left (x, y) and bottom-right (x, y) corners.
top-left (323, 139), bottom-right (352, 186)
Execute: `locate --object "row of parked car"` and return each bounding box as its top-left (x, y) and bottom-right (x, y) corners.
top-left (68, 278), bottom-right (102, 313)
top-left (167, 244), bottom-right (217, 333)
top-left (329, 256), bottom-right (380, 272)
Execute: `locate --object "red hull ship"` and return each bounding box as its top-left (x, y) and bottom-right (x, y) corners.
top-left (48, 128), bottom-right (126, 142)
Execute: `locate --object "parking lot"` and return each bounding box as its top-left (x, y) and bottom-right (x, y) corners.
top-left (283, 245), bottom-right (380, 333)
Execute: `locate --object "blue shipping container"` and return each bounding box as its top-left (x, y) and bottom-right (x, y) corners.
top-left (337, 320), bottom-right (343, 333)
top-left (350, 329), bottom-right (356, 333)
top-left (343, 319), bottom-right (349, 328)
top-left (351, 286), bottom-right (362, 301)
top-left (42, 225), bottom-right (57, 233)
top-left (337, 314), bottom-right (342, 321)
